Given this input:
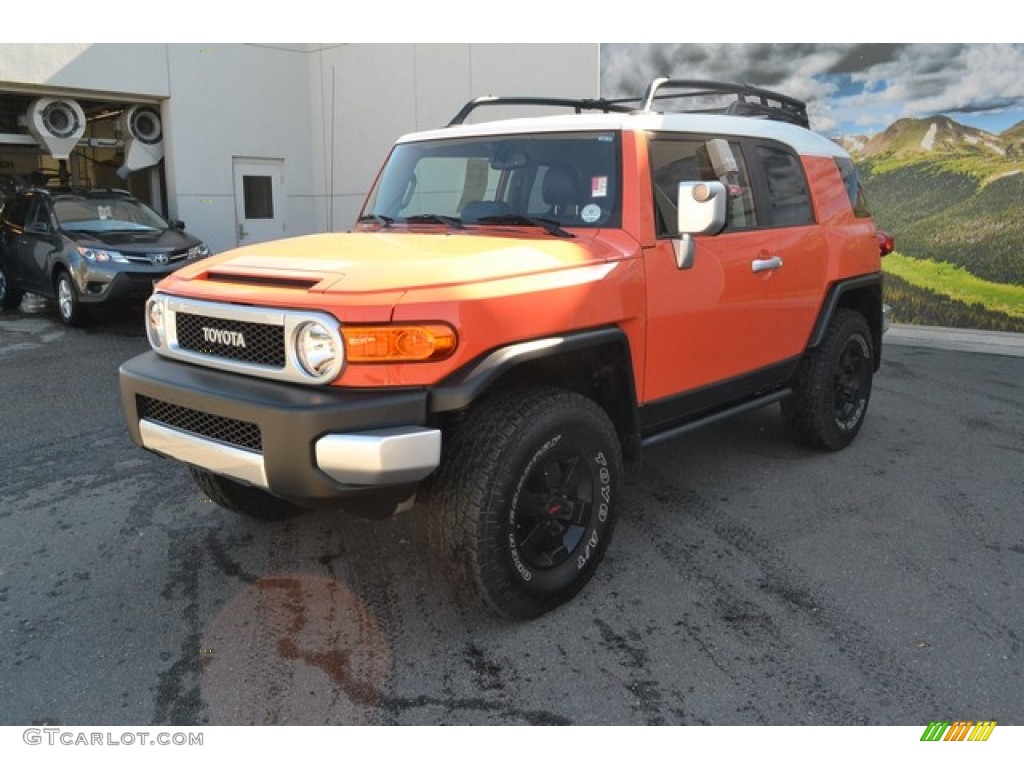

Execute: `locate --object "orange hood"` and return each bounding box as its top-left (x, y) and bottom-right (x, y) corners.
top-left (172, 230), bottom-right (628, 294)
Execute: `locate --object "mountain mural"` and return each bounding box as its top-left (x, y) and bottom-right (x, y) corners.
top-left (597, 43), bottom-right (1024, 334)
top-left (836, 116), bottom-right (1024, 332)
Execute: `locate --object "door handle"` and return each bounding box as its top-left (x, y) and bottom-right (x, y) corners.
top-left (752, 256), bottom-right (784, 273)
top-left (238, 223), bottom-right (249, 240)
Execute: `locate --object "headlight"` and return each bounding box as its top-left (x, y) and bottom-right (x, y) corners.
top-left (295, 321), bottom-right (342, 380)
top-left (187, 243), bottom-right (211, 260)
top-left (77, 246), bottom-right (128, 263)
top-left (146, 296), bottom-right (166, 349)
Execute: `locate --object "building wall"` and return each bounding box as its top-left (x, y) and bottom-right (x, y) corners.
top-left (308, 44), bottom-right (600, 229)
top-left (0, 43), bottom-right (170, 98)
top-left (162, 44), bottom-right (316, 253)
top-left (1, 43), bottom-right (600, 253)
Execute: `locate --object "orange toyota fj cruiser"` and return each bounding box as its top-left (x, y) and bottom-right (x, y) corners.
top-left (119, 80), bottom-right (891, 618)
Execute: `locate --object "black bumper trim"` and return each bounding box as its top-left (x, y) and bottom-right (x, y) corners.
top-left (119, 351), bottom-right (429, 507)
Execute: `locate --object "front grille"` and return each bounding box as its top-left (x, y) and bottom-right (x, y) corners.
top-left (138, 396), bottom-right (262, 452)
top-left (175, 313), bottom-right (285, 366)
top-left (124, 250), bottom-right (188, 265)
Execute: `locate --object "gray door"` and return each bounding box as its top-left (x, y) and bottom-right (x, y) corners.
top-left (232, 158), bottom-right (285, 246)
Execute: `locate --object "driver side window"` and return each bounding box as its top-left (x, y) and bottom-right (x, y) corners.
top-left (649, 136), bottom-right (756, 238)
top-left (2, 196), bottom-right (29, 229)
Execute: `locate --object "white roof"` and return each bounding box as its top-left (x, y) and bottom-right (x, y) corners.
top-left (399, 112), bottom-right (848, 159)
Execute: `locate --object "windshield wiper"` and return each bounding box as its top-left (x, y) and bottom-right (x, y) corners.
top-left (474, 214), bottom-right (574, 238)
top-left (401, 213), bottom-right (464, 229)
top-left (357, 213), bottom-right (394, 228)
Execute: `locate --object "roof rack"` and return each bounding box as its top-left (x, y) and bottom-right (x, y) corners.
top-left (447, 79), bottom-right (809, 129)
top-left (50, 186), bottom-right (134, 196)
top-left (639, 78), bottom-right (809, 127)
top-left (447, 96), bottom-right (635, 126)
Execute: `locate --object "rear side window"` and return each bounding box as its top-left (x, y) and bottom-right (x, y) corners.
top-left (756, 145), bottom-right (814, 227)
top-left (834, 156), bottom-right (873, 218)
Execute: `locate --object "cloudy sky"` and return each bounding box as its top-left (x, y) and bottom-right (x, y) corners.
top-left (600, 44), bottom-right (1024, 138)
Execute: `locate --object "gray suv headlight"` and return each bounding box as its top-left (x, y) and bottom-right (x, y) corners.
top-left (77, 246), bottom-right (129, 264)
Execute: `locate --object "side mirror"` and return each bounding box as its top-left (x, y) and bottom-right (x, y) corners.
top-left (169, 219), bottom-right (186, 230)
top-left (26, 221), bottom-right (50, 235)
top-left (674, 181), bottom-right (727, 269)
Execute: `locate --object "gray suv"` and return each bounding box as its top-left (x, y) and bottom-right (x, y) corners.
top-left (0, 187), bottom-right (210, 325)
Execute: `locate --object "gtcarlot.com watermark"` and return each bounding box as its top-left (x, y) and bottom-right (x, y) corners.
top-left (23, 728), bottom-right (203, 747)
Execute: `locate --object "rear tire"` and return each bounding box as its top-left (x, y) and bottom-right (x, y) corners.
top-left (429, 387), bottom-right (622, 620)
top-left (190, 467), bottom-right (308, 521)
top-left (783, 308), bottom-right (874, 450)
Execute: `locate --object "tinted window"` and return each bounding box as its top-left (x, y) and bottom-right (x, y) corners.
top-left (649, 135), bottom-right (757, 237)
top-left (2, 195), bottom-right (29, 228)
top-left (834, 157), bottom-right (872, 218)
top-left (756, 145), bottom-right (814, 227)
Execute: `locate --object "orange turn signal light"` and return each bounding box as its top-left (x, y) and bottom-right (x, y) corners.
top-left (342, 324), bottom-right (457, 363)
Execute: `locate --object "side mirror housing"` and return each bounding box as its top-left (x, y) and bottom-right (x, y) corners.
top-left (674, 181), bottom-right (727, 269)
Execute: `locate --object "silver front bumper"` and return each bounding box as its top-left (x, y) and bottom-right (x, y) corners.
top-left (139, 419), bottom-right (441, 490)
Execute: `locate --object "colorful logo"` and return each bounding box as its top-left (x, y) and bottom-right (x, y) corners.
top-left (920, 721), bottom-right (997, 742)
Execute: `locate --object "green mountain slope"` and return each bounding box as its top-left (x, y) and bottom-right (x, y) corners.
top-left (845, 115), bottom-right (1024, 330)
top-left (853, 115), bottom-right (1024, 286)
top-left (864, 165), bottom-right (1024, 286)
top-left (883, 273), bottom-right (1024, 333)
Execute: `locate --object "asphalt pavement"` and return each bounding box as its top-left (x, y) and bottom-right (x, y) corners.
top-left (1, 299), bottom-right (1021, 726)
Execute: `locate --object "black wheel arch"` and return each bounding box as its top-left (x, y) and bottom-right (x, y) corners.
top-left (807, 273), bottom-right (883, 371)
top-left (429, 326), bottom-right (641, 461)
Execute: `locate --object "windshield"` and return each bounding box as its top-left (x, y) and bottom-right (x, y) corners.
top-left (54, 197), bottom-right (170, 233)
top-left (362, 131), bottom-right (622, 230)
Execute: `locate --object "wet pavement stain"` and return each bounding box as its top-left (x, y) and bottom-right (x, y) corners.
top-left (200, 575), bottom-right (391, 724)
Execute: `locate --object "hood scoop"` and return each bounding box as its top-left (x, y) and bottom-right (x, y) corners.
top-left (204, 271), bottom-right (322, 290)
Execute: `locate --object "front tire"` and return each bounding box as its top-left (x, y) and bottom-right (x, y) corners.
top-left (190, 467), bottom-right (308, 521)
top-left (0, 260), bottom-right (23, 309)
top-left (429, 387), bottom-right (622, 620)
top-left (55, 269), bottom-right (88, 327)
top-left (783, 308), bottom-right (874, 450)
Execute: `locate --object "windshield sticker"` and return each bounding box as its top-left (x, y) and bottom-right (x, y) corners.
top-left (581, 204), bottom-right (602, 224)
top-left (591, 176), bottom-right (608, 198)
top-left (97, 206), bottom-right (112, 220)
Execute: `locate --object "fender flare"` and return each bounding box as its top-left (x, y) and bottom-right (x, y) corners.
top-left (807, 273), bottom-right (883, 369)
top-left (429, 326), bottom-right (636, 415)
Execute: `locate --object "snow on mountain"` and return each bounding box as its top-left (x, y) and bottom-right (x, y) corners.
top-left (836, 116), bottom-right (1011, 160)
